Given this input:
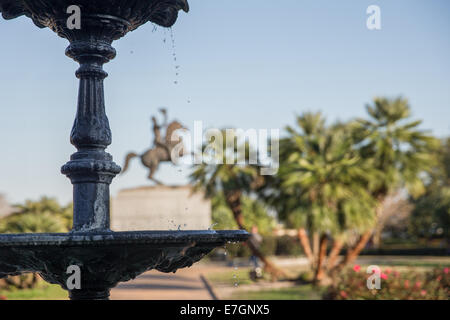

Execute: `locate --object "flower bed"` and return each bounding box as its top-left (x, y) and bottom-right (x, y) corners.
top-left (324, 266), bottom-right (449, 300)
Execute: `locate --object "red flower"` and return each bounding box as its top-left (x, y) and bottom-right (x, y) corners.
top-left (444, 267), bottom-right (449, 274)
top-left (415, 281), bottom-right (422, 288)
top-left (404, 280), bottom-right (410, 288)
top-left (385, 268), bottom-right (392, 274)
top-left (380, 273), bottom-right (388, 280)
top-left (420, 290), bottom-right (427, 297)
top-left (340, 291), bottom-right (348, 298)
top-left (0, 295), bottom-right (7, 300)
top-left (353, 265), bottom-right (361, 272)
top-left (437, 276), bottom-right (442, 281)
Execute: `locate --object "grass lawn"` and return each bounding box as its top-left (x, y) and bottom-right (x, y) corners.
top-left (231, 285), bottom-right (322, 300)
top-left (205, 267), bottom-right (258, 286)
top-left (205, 266), bottom-right (304, 287)
top-left (206, 266), bottom-right (322, 300)
top-left (0, 283), bottom-right (67, 300)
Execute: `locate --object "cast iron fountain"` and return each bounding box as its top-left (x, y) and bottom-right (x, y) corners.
top-left (0, 0), bottom-right (248, 300)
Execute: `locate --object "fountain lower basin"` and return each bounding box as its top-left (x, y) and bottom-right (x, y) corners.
top-left (0, 230), bottom-right (248, 299)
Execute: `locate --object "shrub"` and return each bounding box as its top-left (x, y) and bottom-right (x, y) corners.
top-left (275, 236), bottom-right (303, 256)
top-left (224, 236), bottom-right (276, 258)
top-left (0, 274), bottom-right (40, 290)
top-left (260, 236), bottom-right (277, 257)
top-left (324, 266), bottom-right (449, 300)
top-left (223, 235), bottom-right (301, 258)
top-left (224, 242), bottom-right (252, 258)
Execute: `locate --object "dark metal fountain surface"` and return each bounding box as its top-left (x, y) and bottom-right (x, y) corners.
top-left (0, 0), bottom-right (249, 300)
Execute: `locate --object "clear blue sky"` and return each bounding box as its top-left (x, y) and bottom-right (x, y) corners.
top-left (0, 0), bottom-right (449, 204)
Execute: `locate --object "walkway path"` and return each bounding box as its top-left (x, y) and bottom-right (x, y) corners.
top-left (110, 264), bottom-right (224, 300)
top-left (110, 258), bottom-right (309, 300)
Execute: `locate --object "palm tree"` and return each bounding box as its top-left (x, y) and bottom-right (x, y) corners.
top-left (410, 138), bottom-right (450, 244)
top-left (0, 197), bottom-right (72, 289)
top-left (190, 130), bottom-right (285, 278)
top-left (336, 97), bottom-right (439, 262)
top-left (0, 197), bottom-right (72, 234)
top-left (265, 113), bottom-right (377, 283)
top-left (0, 211), bottom-right (67, 234)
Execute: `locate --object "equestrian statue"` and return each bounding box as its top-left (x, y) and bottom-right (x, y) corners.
top-left (122, 109), bottom-right (187, 184)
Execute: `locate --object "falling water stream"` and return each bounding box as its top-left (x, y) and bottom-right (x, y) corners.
top-left (232, 251), bottom-right (240, 287)
top-left (169, 28), bottom-right (179, 85)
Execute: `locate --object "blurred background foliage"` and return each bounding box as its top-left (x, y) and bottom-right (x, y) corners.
top-left (211, 193), bottom-right (276, 234)
top-left (0, 197), bottom-right (72, 234)
top-left (0, 197), bottom-right (72, 291)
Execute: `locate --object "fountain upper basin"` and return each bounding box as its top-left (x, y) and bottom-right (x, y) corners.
top-left (0, 0), bottom-right (190, 33)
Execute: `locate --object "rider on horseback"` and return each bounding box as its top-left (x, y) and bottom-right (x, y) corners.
top-left (121, 109), bottom-right (187, 185)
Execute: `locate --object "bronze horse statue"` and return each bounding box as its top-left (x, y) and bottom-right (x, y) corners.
top-left (122, 109), bottom-right (188, 184)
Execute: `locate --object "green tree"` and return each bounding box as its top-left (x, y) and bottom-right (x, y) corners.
top-left (410, 138), bottom-right (450, 242)
top-left (190, 129), bottom-right (285, 278)
top-left (0, 197), bottom-right (73, 290)
top-left (265, 113), bottom-right (377, 283)
top-left (0, 197), bottom-right (72, 233)
top-left (342, 97), bottom-right (439, 256)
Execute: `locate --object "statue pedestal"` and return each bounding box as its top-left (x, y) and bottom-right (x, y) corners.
top-left (111, 185), bottom-right (211, 231)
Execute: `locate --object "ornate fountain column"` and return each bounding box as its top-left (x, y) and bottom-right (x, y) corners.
top-left (59, 19), bottom-right (127, 231)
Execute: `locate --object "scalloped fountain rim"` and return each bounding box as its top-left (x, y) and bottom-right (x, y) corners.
top-left (0, 230), bottom-right (249, 247)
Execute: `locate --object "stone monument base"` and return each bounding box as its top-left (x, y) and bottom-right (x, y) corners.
top-left (111, 185), bottom-right (211, 231)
